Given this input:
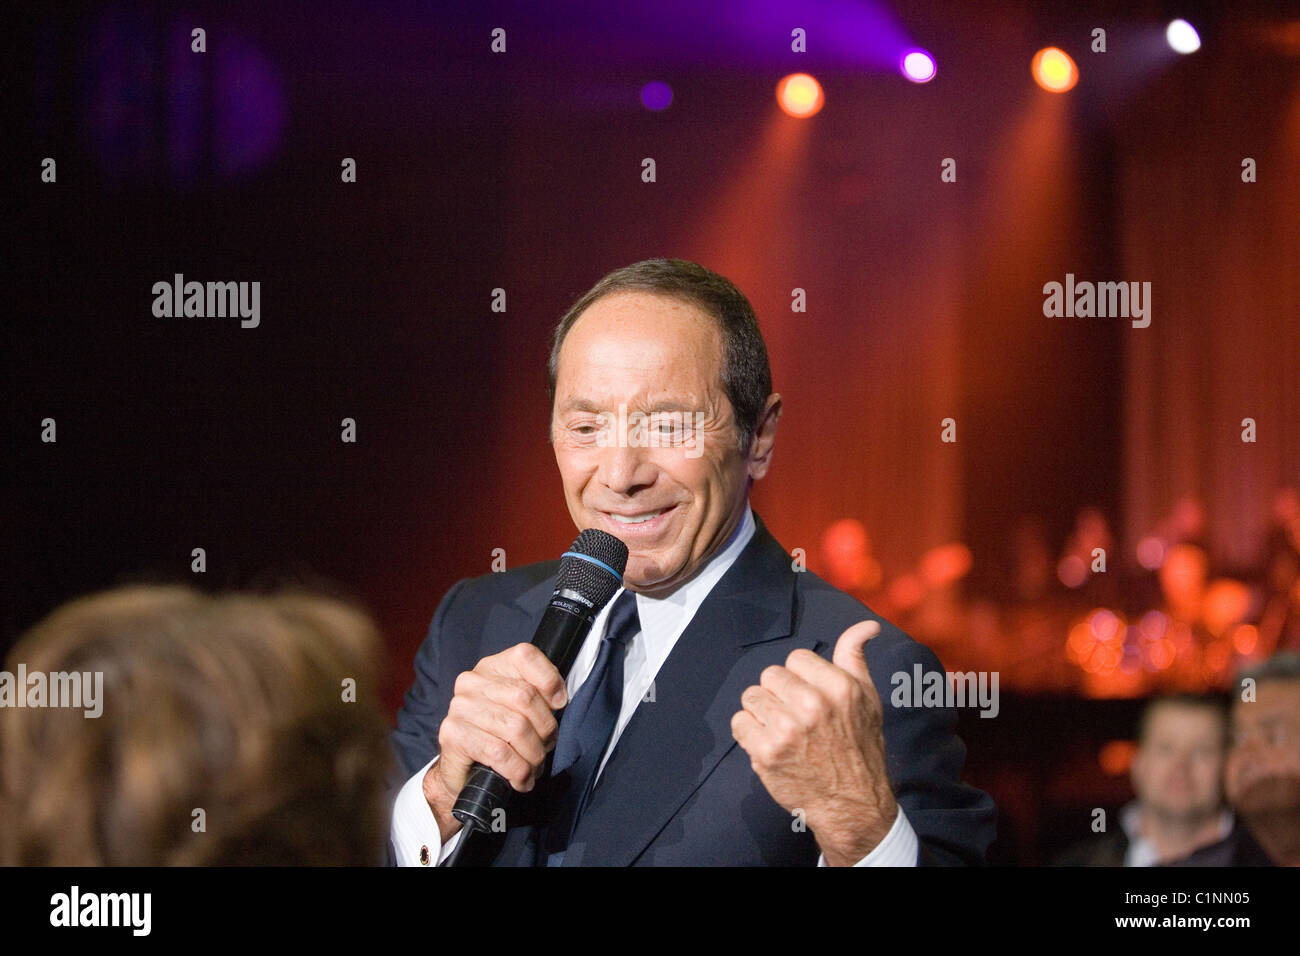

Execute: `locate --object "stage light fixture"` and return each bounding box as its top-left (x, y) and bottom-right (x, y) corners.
top-left (901, 50), bottom-right (936, 83)
top-left (1032, 47), bottom-right (1078, 93)
top-left (776, 73), bottom-right (824, 117)
top-left (1166, 19), bottom-right (1201, 54)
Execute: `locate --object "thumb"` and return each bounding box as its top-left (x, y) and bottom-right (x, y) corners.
top-left (832, 620), bottom-right (882, 685)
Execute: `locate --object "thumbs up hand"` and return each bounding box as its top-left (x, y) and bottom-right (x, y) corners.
top-left (731, 620), bottom-right (899, 866)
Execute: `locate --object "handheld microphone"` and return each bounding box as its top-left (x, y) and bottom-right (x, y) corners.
top-left (450, 528), bottom-right (628, 835)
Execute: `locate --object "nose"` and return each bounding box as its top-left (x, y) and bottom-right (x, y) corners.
top-left (597, 437), bottom-right (657, 497)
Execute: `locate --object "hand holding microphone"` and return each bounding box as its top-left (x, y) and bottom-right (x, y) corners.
top-left (423, 642), bottom-right (568, 842)
top-left (423, 529), bottom-right (628, 846)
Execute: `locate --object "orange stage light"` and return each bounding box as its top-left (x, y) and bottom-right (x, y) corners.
top-left (1099, 740), bottom-right (1137, 776)
top-left (919, 543), bottom-right (973, 588)
top-left (1032, 47), bottom-right (1078, 93)
top-left (776, 73), bottom-right (824, 118)
top-left (1232, 624), bottom-right (1259, 656)
top-left (1203, 579), bottom-right (1250, 634)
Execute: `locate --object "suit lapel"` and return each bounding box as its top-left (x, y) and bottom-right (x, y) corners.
top-left (561, 514), bottom-right (819, 866)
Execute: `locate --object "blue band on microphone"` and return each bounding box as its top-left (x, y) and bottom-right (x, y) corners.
top-left (560, 551), bottom-right (624, 582)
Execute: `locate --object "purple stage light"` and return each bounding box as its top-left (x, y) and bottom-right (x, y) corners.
top-left (641, 81), bottom-right (673, 111)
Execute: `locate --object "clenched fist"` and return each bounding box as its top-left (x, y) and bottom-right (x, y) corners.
top-left (424, 643), bottom-right (568, 842)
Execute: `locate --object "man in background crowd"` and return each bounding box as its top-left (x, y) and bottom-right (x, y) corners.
top-left (1170, 652), bottom-right (1300, 866)
top-left (1057, 694), bottom-right (1231, 866)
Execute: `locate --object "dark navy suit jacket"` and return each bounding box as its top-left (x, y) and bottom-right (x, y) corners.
top-left (391, 513), bottom-right (997, 865)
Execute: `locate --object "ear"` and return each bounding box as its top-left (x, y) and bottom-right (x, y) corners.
top-left (746, 393), bottom-right (782, 480)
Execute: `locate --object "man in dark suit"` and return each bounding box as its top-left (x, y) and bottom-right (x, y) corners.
top-left (389, 258), bottom-right (996, 866)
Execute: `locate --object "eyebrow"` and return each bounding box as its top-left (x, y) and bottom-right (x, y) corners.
top-left (555, 398), bottom-right (700, 415)
top-left (556, 399), bottom-right (603, 415)
top-left (644, 401), bottom-right (698, 414)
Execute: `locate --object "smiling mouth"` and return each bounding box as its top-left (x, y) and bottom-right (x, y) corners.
top-left (598, 504), bottom-right (677, 532)
top-left (609, 509), bottom-right (666, 524)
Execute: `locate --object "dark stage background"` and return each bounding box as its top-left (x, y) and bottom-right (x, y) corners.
top-left (6, 0), bottom-right (1299, 864)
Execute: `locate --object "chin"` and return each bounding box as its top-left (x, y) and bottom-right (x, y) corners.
top-left (622, 557), bottom-right (664, 585)
top-left (624, 559), bottom-right (690, 594)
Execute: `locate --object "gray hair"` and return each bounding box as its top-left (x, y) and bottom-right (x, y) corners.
top-left (1238, 651), bottom-right (1300, 685)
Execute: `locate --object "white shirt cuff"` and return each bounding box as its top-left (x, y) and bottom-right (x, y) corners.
top-left (817, 807), bottom-right (919, 867)
top-left (390, 756), bottom-right (463, 866)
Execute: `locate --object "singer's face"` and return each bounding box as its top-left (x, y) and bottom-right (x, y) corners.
top-left (551, 291), bottom-right (777, 596)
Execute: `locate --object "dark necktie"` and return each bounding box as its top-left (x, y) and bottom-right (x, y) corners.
top-left (539, 589), bottom-right (639, 866)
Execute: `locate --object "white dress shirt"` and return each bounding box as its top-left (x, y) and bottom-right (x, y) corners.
top-left (390, 503), bottom-right (919, 866)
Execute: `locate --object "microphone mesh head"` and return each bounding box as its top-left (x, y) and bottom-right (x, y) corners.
top-left (556, 529), bottom-right (629, 609)
top-left (571, 528), bottom-right (629, 571)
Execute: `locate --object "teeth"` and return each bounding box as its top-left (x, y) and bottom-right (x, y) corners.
top-left (611, 510), bottom-right (664, 524)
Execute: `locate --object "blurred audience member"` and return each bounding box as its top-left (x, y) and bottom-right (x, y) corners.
top-left (0, 585), bottom-right (392, 865)
top-left (1170, 652), bottom-right (1300, 866)
top-left (1057, 694), bottom-right (1230, 865)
